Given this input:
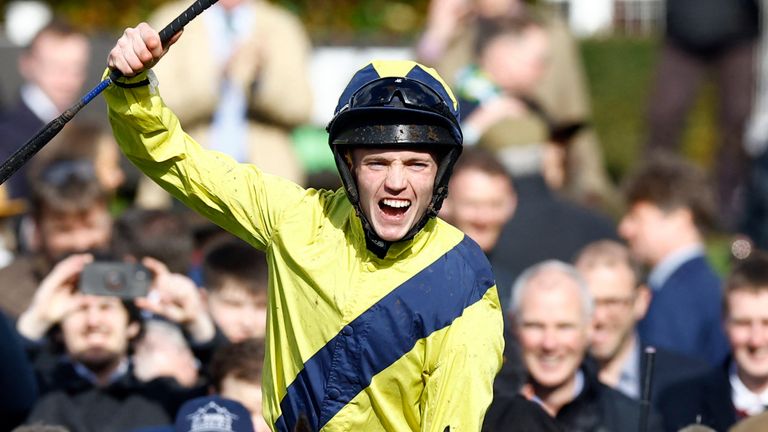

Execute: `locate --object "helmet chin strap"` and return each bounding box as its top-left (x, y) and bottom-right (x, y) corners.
top-left (356, 197), bottom-right (433, 260)
top-left (333, 149), bottom-right (395, 258)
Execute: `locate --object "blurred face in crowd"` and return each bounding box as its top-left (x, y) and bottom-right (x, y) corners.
top-left (726, 289), bottom-right (768, 392)
top-left (61, 295), bottom-right (138, 373)
top-left (515, 269), bottom-right (591, 391)
top-left (208, 282), bottom-right (267, 342)
top-left (37, 202), bottom-right (112, 262)
top-left (618, 201), bottom-right (689, 267)
top-left (352, 148), bottom-right (437, 242)
top-left (441, 168), bottom-right (515, 252)
top-left (576, 259), bottom-right (649, 363)
top-left (132, 321), bottom-right (199, 387)
top-left (20, 31), bottom-right (89, 111)
top-left (482, 25), bottom-right (550, 96)
top-left (220, 375), bottom-right (270, 432)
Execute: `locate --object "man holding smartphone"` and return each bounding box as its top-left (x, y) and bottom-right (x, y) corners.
top-left (15, 253), bottom-right (218, 431)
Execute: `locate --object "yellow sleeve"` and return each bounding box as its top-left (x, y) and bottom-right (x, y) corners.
top-left (421, 287), bottom-right (505, 432)
top-left (103, 69), bottom-right (306, 249)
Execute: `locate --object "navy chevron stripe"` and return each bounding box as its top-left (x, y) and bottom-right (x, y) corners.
top-left (334, 63), bottom-right (380, 113)
top-left (274, 235), bottom-right (495, 431)
top-left (405, 66), bottom-right (459, 118)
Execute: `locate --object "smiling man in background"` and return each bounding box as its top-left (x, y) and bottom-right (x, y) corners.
top-left (574, 239), bottom-right (709, 406)
top-left (487, 260), bottom-right (659, 431)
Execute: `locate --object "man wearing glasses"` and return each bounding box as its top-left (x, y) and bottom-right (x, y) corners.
top-left (574, 239), bottom-right (709, 404)
top-left (491, 259), bottom-right (662, 431)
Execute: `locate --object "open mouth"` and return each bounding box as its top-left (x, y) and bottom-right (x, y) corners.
top-left (379, 199), bottom-right (411, 217)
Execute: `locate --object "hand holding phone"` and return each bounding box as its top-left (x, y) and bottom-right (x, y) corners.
top-left (135, 257), bottom-right (215, 343)
top-left (17, 254), bottom-right (93, 340)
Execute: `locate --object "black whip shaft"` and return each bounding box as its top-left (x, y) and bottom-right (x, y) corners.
top-left (639, 346), bottom-right (657, 432)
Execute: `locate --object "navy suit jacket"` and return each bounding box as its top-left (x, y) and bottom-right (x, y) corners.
top-left (0, 311), bottom-right (37, 430)
top-left (657, 362), bottom-right (736, 432)
top-left (641, 345), bottom-right (711, 409)
top-left (638, 255), bottom-right (729, 367)
top-left (0, 98), bottom-right (45, 199)
top-left (490, 175), bottom-right (619, 314)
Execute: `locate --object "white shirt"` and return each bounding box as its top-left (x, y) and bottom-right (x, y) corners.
top-left (204, 2), bottom-right (256, 162)
top-left (20, 83), bottom-right (59, 123)
top-left (731, 364), bottom-right (768, 416)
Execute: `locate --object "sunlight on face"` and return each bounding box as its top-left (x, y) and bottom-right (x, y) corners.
top-left (61, 295), bottom-right (136, 368)
top-left (208, 283), bottom-right (267, 342)
top-left (352, 148), bottom-right (437, 242)
top-left (579, 263), bottom-right (640, 362)
top-left (516, 273), bottom-right (591, 390)
top-left (618, 202), bottom-right (683, 266)
top-left (22, 32), bottom-right (89, 111)
top-left (727, 290), bottom-right (768, 391)
top-left (442, 168), bottom-right (514, 251)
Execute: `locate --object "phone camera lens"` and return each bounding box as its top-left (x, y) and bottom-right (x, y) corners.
top-left (103, 270), bottom-right (125, 292)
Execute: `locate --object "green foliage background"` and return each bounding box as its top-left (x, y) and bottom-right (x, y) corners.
top-left (0, 0), bottom-right (719, 187)
top-left (0, 0), bottom-right (431, 43)
top-left (0, 0), bottom-right (730, 267)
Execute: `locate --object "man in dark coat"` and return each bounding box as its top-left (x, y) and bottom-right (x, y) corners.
top-left (491, 172), bottom-right (618, 312)
top-left (0, 20), bottom-right (90, 200)
top-left (619, 157), bottom-right (729, 367)
top-left (575, 239), bottom-right (711, 405)
top-left (15, 252), bottom-right (223, 432)
top-left (658, 252), bottom-right (768, 431)
top-left (486, 260), bottom-right (661, 432)
top-left (0, 311), bottom-right (37, 430)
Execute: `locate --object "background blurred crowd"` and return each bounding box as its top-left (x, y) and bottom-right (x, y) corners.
top-left (0, 0), bottom-right (766, 431)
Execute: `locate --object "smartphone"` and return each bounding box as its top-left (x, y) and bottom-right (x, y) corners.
top-left (79, 262), bottom-right (152, 299)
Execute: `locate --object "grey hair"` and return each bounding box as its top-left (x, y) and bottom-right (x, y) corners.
top-left (509, 259), bottom-right (594, 322)
top-left (140, 318), bottom-right (189, 350)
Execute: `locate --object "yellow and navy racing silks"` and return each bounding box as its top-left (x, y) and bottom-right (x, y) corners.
top-left (105, 70), bottom-right (504, 432)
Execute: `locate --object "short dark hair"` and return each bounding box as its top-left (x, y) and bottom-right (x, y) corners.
top-left (621, 155), bottom-right (716, 232)
top-left (724, 251), bottom-right (768, 316)
top-left (451, 147), bottom-right (512, 180)
top-left (111, 208), bottom-right (194, 275)
top-left (210, 338), bottom-right (266, 391)
top-left (30, 159), bottom-right (108, 222)
top-left (474, 13), bottom-right (544, 57)
top-left (202, 237), bottom-right (268, 297)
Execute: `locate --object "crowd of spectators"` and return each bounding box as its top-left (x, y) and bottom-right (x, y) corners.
top-left (0, 0), bottom-right (766, 431)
